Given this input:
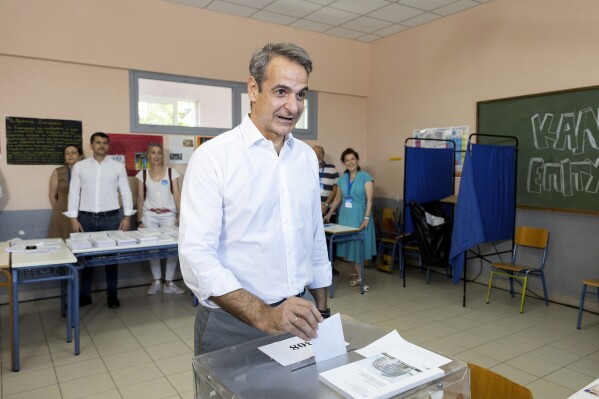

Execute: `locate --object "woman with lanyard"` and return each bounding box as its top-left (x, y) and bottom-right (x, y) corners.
top-left (48, 144), bottom-right (83, 239)
top-left (135, 143), bottom-right (185, 295)
top-left (324, 148), bottom-right (376, 291)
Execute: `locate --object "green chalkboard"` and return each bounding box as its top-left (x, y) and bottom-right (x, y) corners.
top-left (477, 86), bottom-right (599, 215)
top-left (6, 117), bottom-right (83, 165)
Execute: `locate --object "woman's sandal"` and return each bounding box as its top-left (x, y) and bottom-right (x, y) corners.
top-left (350, 277), bottom-right (370, 292)
top-left (349, 273), bottom-right (358, 287)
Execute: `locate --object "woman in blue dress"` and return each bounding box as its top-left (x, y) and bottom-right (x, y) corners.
top-left (324, 148), bottom-right (375, 291)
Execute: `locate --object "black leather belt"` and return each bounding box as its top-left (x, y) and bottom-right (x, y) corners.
top-left (79, 210), bottom-right (119, 217)
top-left (270, 288), bottom-right (306, 307)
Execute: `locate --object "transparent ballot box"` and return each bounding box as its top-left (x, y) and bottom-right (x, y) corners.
top-left (193, 315), bottom-right (470, 399)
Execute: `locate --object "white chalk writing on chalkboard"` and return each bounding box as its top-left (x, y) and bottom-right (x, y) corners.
top-left (6, 117), bottom-right (83, 165)
top-left (527, 108), bottom-right (599, 197)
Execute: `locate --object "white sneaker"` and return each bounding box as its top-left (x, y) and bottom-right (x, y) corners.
top-left (163, 281), bottom-right (185, 294)
top-left (147, 280), bottom-right (163, 295)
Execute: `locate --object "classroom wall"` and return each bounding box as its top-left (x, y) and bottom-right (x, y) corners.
top-left (367, 0), bottom-right (599, 305)
top-left (0, 0), bottom-right (369, 213)
top-left (0, 0), bottom-right (369, 301)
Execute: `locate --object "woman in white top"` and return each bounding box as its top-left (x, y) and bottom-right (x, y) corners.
top-left (135, 143), bottom-right (185, 295)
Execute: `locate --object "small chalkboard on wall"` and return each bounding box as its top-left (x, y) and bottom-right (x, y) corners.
top-left (6, 116), bottom-right (83, 165)
top-left (477, 86), bottom-right (599, 215)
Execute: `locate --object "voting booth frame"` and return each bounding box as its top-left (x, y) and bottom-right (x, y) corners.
top-left (402, 134), bottom-right (519, 308)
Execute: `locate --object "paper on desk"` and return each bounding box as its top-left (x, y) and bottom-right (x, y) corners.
top-left (357, 330), bottom-right (451, 368)
top-left (312, 313), bottom-right (347, 363)
top-left (567, 377), bottom-right (599, 398)
top-left (6, 239), bottom-right (62, 253)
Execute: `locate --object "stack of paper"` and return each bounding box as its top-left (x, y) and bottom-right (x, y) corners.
top-left (162, 226), bottom-right (179, 237)
top-left (8, 239), bottom-right (63, 253)
top-left (127, 231), bottom-right (158, 244)
top-left (319, 350), bottom-right (444, 399)
top-left (157, 234), bottom-right (176, 243)
top-left (138, 226), bottom-right (177, 242)
top-left (137, 227), bottom-right (162, 236)
top-left (70, 232), bottom-right (92, 240)
top-left (66, 239), bottom-right (93, 250)
top-left (89, 232), bottom-right (116, 248)
top-left (568, 377), bottom-right (599, 398)
top-left (108, 231), bottom-right (138, 246)
top-left (319, 330), bottom-right (450, 399)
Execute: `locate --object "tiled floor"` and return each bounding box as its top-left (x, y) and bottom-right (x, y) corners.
top-left (1, 263), bottom-right (598, 398)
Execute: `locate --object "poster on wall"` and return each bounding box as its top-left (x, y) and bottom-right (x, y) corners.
top-left (168, 135), bottom-right (196, 164)
top-left (107, 133), bottom-right (163, 176)
top-left (412, 125), bottom-right (468, 173)
top-left (196, 136), bottom-right (214, 147)
top-left (6, 116), bottom-right (83, 165)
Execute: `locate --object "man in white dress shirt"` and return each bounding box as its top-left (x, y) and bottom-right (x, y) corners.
top-left (67, 132), bottom-right (134, 308)
top-left (179, 42), bottom-right (332, 354)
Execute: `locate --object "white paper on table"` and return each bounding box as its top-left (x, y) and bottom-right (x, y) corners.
top-left (312, 313), bottom-right (347, 363)
top-left (567, 377), bottom-right (599, 398)
top-left (258, 336), bottom-right (316, 367)
top-left (357, 330), bottom-right (451, 368)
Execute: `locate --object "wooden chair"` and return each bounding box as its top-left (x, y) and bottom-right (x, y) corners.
top-left (486, 226), bottom-right (549, 313)
top-left (375, 208), bottom-right (420, 274)
top-left (577, 278), bottom-right (599, 329)
top-left (375, 208), bottom-right (403, 273)
top-left (467, 363), bottom-right (533, 399)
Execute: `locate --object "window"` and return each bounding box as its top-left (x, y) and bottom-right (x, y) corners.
top-left (130, 70), bottom-right (318, 139)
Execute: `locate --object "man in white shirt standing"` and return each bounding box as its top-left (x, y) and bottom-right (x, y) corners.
top-left (179, 42), bottom-right (332, 355)
top-left (67, 132), bottom-right (134, 308)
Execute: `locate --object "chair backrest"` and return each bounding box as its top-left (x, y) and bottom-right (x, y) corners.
top-left (468, 363), bottom-right (533, 399)
top-left (381, 207), bottom-right (399, 225)
top-left (512, 226), bottom-right (549, 270)
top-left (515, 226), bottom-right (549, 249)
top-left (380, 208), bottom-right (401, 236)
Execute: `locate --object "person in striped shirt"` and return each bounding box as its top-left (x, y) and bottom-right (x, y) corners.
top-left (313, 145), bottom-right (340, 275)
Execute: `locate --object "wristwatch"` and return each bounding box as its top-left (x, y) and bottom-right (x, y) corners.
top-left (319, 308), bottom-right (331, 319)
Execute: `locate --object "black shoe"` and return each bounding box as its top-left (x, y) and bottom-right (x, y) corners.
top-left (107, 294), bottom-right (120, 309)
top-left (79, 295), bottom-right (92, 307)
top-left (332, 268), bottom-right (340, 276)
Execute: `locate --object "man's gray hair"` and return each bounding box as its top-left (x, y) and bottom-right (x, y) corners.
top-left (249, 42), bottom-right (313, 91)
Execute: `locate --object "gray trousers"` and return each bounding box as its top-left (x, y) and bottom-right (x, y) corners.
top-left (194, 291), bottom-right (315, 355)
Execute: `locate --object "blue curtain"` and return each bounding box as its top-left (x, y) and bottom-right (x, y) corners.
top-left (449, 144), bottom-right (516, 284)
top-left (404, 147), bottom-right (454, 234)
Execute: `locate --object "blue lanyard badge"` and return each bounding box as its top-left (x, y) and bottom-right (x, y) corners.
top-left (319, 165), bottom-right (325, 191)
top-left (345, 175), bottom-right (354, 208)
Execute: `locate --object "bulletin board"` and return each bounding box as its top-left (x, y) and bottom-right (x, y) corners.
top-left (107, 133), bottom-right (163, 176)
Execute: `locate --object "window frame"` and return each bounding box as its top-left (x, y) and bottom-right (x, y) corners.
top-left (129, 70), bottom-right (318, 139)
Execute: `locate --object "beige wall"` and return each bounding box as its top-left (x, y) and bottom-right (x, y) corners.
top-left (2, 0), bottom-right (599, 207)
top-left (0, 0), bottom-right (368, 211)
top-left (367, 0), bottom-right (599, 198)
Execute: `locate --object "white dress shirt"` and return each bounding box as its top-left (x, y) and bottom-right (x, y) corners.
top-left (66, 157), bottom-right (134, 217)
top-left (179, 116), bottom-right (331, 308)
